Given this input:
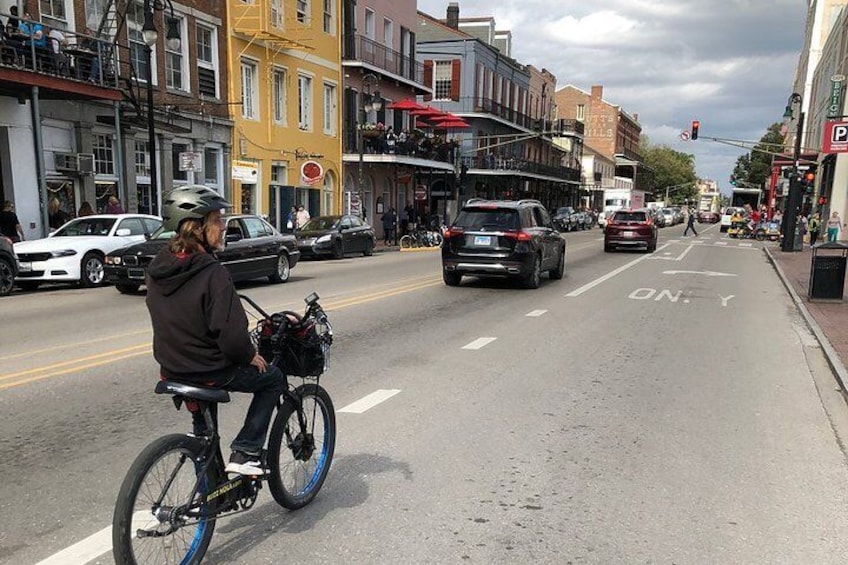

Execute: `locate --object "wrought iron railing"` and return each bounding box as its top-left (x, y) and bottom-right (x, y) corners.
top-left (461, 154), bottom-right (580, 182)
top-left (343, 129), bottom-right (456, 165)
top-left (343, 34), bottom-right (424, 84)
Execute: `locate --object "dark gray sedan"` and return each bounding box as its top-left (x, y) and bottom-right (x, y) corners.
top-left (297, 215), bottom-right (376, 259)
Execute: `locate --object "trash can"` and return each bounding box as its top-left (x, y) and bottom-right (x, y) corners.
top-left (808, 241), bottom-right (848, 301)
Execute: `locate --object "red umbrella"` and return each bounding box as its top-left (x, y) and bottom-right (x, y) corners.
top-left (430, 118), bottom-right (470, 129)
top-left (408, 107), bottom-right (450, 118)
top-left (387, 98), bottom-right (426, 111)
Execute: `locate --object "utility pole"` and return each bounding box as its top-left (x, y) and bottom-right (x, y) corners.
top-left (781, 93), bottom-right (804, 252)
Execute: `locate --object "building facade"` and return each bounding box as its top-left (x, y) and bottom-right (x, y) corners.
top-left (227, 0), bottom-right (343, 230)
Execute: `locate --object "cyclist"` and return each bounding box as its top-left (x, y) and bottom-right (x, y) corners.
top-left (145, 185), bottom-right (285, 476)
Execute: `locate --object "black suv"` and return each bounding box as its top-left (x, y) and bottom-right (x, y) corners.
top-left (441, 199), bottom-right (565, 288)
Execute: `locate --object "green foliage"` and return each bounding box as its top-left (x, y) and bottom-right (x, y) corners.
top-left (637, 139), bottom-right (698, 204)
top-left (729, 123), bottom-right (783, 188)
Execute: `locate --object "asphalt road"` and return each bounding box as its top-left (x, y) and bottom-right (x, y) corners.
top-left (3, 223), bottom-right (848, 564)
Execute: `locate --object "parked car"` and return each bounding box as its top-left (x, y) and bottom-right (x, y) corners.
top-left (648, 207), bottom-right (666, 228)
top-left (573, 211), bottom-right (590, 230)
top-left (660, 208), bottom-right (676, 226)
top-left (698, 211), bottom-right (720, 223)
top-left (105, 214), bottom-right (299, 293)
top-left (0, 236), bottom-right (18, 297)
top-left (441, 198), bottom-right (565, 289)
top-left (297, 214), bottom-right (376, 259)
top-left (672, 207), bottom-right (684, 224)
top-left (553, 206), bottom-right (579, 232)
top-left (604, 209), bottom-right (658, 252)
top-left (13, 214), bottom-right (161, 290)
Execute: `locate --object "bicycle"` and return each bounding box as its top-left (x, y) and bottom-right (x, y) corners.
top-left (112, 292), bottom-right (336, 565)
top-left (399, 227), bottom-right (443, 249)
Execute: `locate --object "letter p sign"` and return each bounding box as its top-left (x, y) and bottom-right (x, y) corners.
top-left (823, 120), bottom-right (848, 153)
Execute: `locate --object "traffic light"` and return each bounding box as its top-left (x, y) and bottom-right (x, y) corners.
top-left (819, 196), bottom-right (828, 206)
top-left (803, 170), bottom-right (816, 194)
top-left (691, 120), bottom-right (700, 140)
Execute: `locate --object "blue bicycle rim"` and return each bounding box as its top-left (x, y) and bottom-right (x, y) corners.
top-left (299, 408), bottom-right (330, 496)
top-left (180, 472), bottom-right (209, 564)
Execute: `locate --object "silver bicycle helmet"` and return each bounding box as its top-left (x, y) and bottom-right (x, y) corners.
top-left (162, 185), bottom-right (232, 231)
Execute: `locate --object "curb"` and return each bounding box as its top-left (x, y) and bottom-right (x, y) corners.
top-left (765, 246), bottom-right (848, 392)
top-left (399, 246), bottom-right (441, 253)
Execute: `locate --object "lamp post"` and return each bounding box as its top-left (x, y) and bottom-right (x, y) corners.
top-left (142, 0), bottom-right (181, 216)
top-left (663, 181), bottom-right (694, 203)
top-left (781, 92), bottom-right (804, 252)
top-left (357, 73), bottom-right (381, 220)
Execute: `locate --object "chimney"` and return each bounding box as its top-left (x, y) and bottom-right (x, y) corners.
top-left (446, 2), bottom-right (460, 29)
top-left (633, 113), bottom-right (638, 122)
top-left (590, 85), bottom-right (603, 99)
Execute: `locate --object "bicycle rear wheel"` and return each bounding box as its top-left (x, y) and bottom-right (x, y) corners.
top-left (113, 434), bottom-right (215, 565)
top-left (267, 384), bottom-right (336, 509)
top-left (400, 235), bottom-right (414, 249)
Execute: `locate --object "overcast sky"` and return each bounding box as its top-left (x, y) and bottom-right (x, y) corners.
top-left (417, 0), bottom-right (808, 194)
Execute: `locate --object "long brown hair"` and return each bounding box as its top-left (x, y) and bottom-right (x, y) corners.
top-left (168, 219), bottom-right (205, 254)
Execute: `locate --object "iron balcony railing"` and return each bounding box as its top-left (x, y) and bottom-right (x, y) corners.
top-left (0, 15), bottom-right (120, 89)
top-left (343, 34), bottom-right (424, 85)
top-left (343, 129), bottom-right (456, 165)
top-left (461, 154), bottom-right (580, 183)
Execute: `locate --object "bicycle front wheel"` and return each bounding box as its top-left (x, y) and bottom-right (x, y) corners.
top-left (399, 235), bottom-right (414, 249)
top-left (267, 384), bottom-right (336, 509)
top-left (113, 434), bottom-right (215, 565)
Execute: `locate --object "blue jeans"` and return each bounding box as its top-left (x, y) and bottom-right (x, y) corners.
top-left (190, 364), bottom-right (286, 455)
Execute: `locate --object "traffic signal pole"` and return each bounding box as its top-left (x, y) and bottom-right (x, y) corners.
top-left (781, 96), bottom-right (804, 252)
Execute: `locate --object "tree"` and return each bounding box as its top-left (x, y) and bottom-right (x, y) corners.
top-left (729, 123), bottom-right (783, 187)
top-left (637, 136), bottom-right (698, 204)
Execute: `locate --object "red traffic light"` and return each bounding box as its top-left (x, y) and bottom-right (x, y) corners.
top-left (691, 120), bottom-right (700, 140)
top-left (804, 171), bottom-right (815, 183)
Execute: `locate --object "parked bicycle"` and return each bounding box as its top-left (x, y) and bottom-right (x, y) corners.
top-left (113, 292), bottom-right (336, 565)
top-left (399, 226), bottom-right (443, 249)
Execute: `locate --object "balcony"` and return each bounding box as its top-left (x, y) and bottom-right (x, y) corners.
top-left (532, 118), bottom-right (584, 137)
top-left (0, 21), bottom-right (122, 101)
top-left (343, 34), bottom-right (424, 88)
top-left (471, 97), bottom-right (533, 130)
top-left (342, 127), bottom-right (457, 170)
top-left (461, 154), bottom-right (580, 183)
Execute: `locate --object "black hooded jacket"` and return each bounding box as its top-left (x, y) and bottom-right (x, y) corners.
top-left (145, 248), bottom-right (255, 382)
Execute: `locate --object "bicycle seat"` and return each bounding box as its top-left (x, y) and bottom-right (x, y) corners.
top-left (155, 380), bottom-right (231, 403)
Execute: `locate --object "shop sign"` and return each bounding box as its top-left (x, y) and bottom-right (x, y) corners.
top-left (232, 160), bottom-right (258, 182)
top-left (829, 74), bottom-right (845, 118)
top-left (179, 152), bottom-right (202, 172)
top-left (822, 119), bottom-right (848, 153)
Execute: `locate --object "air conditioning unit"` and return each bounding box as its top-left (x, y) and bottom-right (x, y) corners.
top-left (52, 152), bottom-right (95, 175)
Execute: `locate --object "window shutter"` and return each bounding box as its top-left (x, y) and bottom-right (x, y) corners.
top-left (450, 59), bottom-right (461, 101)
top-left (423, 60), bottom-right (433, 101)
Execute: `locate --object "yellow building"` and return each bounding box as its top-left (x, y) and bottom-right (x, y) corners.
top-left (227, 0), bottom-right (342, 228)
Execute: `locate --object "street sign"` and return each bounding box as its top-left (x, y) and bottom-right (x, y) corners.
top-left (829, 75), bottom-right (845, 118)
top-left (414, 185), bottom-right (427, 201)
top-left (822, 120), bottom-right (848, 153)
top-left (179, 152), bottom-right (202, 172)
top-left (679, 131), bottom-right (690, 141)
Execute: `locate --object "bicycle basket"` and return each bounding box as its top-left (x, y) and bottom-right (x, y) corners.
top-left (254, 314), bottom-right (329, 377)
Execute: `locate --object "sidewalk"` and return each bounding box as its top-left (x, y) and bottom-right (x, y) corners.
top-left (767, 243), bottom-right (848, 389)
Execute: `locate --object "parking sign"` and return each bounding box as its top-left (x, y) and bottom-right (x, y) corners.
top-left (823, 120), bottom-right (848, 153)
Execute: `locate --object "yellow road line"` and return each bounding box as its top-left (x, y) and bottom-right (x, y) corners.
top-left (0, 349), bottom-right (152, 391)
top-left (0, 329), bottom-right (151, 362)
top-left (1, 276), bottom-right (444, 391)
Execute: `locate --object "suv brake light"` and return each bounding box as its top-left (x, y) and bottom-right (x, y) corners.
top-left (504, 230), bottom-right (532, 242)
top-left (444, 227), bottom-right (464, 239)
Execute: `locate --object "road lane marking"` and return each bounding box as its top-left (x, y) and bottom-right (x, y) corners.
top-left (675, 245), bottom-right (694, 261)
top-left (338, 389), bottom-right (401, 413)
top-left (0, 343), bottom-right (151, 382)
top-left (565, 243), bottom-right (670, 297)
top-left (525, 310), bottom-right (547, 317)
top-left (0, 329), bottom-right (151, 362)
top-left (462, 337), bottom-right (497, 350)
top-left (36, 511), bottom-right (152, 565)
top-left (715, 241), bottom-right (728, 246)
top-left (0, 348), bottom-right (153, 391)
top-left (739, 242), bottom-right (753, 247)
top-left (663, 270), bottom-right (737, 277)
top-left (720, 295), bottom-right (735, 307)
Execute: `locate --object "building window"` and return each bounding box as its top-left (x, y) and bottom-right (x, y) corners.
top-left (93, 134), bottom-right (114, 175)
top-left (364, 9), bottom-right (375, 39)
top-left (296, 0), bottom-right (309, 23)
top-left (165, 15), bottom-right (187, 91)
top-left (196, 23), bottom-right (218, 98)
top-left (84, 0), bottom-right (105, 31)
top-left (172, 143), bottom-right (189, 183)
top-left (271, 163), bottom-right (288, 184)
top-left (434, 60), bottom-right (452, 100)
top-left (298, 74), bottom-right (313, 130)
top-left (241, 59), bottom-right (258, 120)
top-left (323, 0), bottom-right (334, 34)
top-left (127, 2), bottom-right (154, 82)
top-left (273, 69), bottom-right (287, 124)
top-left (204, 147), bottom-right (220, 187)
top-left (576, 104), bottom-right (585, 121)
top-left (271, 0), bottom-right (283, 27)
top-left (134, 140), bottom-right (150, 177)
top-left (323, 82), bottom-right (336, 135)
top-left (40, 0), bottom-right (66, 25)
top-left (383, 18), bottom-right (393, 48)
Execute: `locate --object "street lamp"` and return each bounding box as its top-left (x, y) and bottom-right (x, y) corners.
top-left (357, 73), bottom-right (381, 220)
top-left (781, 92), bottom-right (804, 252)
top-left (142, 0), bottom-right (181, 215)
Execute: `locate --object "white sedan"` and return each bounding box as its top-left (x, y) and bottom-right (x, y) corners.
top-left (13, 214), bottom-right (162, 289)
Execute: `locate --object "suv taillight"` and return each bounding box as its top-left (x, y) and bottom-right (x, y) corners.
top-left (443, 227), bottom-right (464, 239)
top-left (504, 230), bottom-right (532, 242)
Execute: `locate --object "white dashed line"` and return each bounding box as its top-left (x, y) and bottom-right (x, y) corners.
top-left (675, 245), bottom-right (694, 261)
top-left (36, 525), bottom-right (113, 565)
top-left (462, 337), bottom-right (497, 350)
top-left (715, 241), bottom-right (728, 245)
top-left (526, 309), bottom-right (548, 317)
top-left (566, 243), bottom-right (671, 297)
top-left (739, 243), bottom-right (753, 247)
top-left (338, 389), bottom-right (401, 414)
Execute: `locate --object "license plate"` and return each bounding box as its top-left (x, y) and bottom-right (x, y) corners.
top-left (622, 231), bottom-right (634, 238)
top-left (128, 268), bottom-right (146, 279)
top-left (473, 235), bottom-right (492, 246)
top-left (18, 261), bottom-right (32, 272)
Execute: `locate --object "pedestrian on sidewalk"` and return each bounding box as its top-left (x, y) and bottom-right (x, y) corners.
top-left (826, 211), bottom-right (843, 242)
top-left (0, 200), bottom-right (24, 242)
top-left (683, 210), bottom-right (698, 236)
top-left (296, 205), bottom-right (310, 230)
top-left (809, 212), bottom-right (821, 246)
top-left (381, 206), bottom-right (396, 246)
